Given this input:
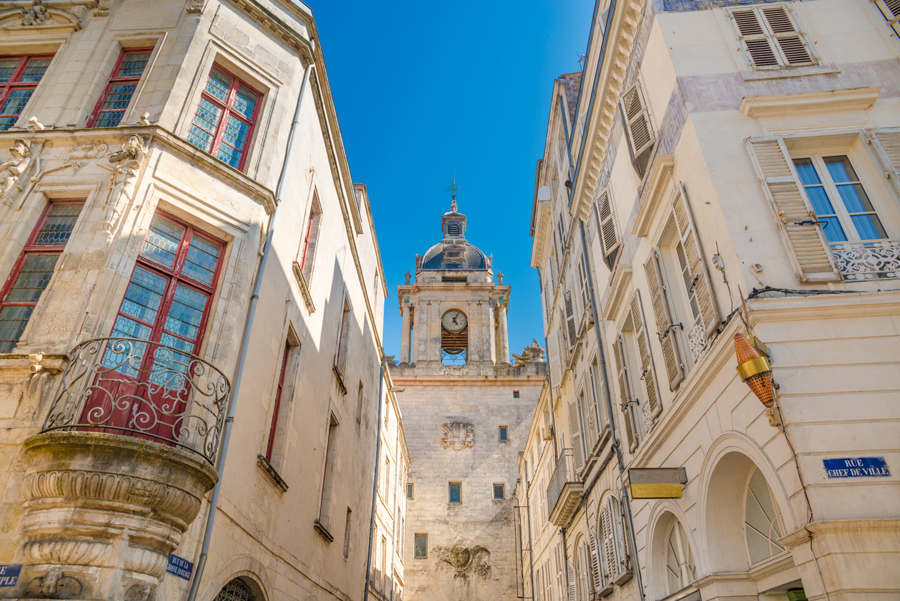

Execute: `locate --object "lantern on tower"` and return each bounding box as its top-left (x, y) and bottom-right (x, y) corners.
top-left (734, 333), bottom-right (774, 407)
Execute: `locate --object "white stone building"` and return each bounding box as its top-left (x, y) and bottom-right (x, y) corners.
top-left (0, 2), bottom-right (399, 601)
top-left (525, 1), bottom-right (900, 601)
top-left (391, 200), bottom-right (547, 601)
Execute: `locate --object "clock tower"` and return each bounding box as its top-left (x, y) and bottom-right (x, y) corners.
top-left (391, 197), bottom-right (546, 601)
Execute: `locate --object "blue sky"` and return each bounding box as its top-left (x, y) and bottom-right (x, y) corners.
top-left (312, 0), bottom-right (593, 359)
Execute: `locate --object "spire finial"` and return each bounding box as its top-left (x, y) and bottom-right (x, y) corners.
top-left (445, 172), bottom-right (459, 212)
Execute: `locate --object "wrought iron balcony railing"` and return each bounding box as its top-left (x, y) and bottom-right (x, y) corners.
top-left (830, 239), bottom-right (900, 280)
top-left (41, 337), bottom-right (231, 464)
top-left (547, 448), bottom-right (584, 527)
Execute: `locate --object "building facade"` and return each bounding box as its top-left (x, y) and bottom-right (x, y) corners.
top-left (391, 201), bottom-right (547, 601)
top-left (526, 1), bottom-right (900, 601)
top-left (0, 2), bottom-right (399, 601)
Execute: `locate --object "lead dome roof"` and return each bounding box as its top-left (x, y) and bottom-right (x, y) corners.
top-left (420, 243), bottom-right (487, 271)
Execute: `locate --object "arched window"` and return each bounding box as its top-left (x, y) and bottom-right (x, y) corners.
top-left (214, 578), bottom-right (256, 601)
top-left (745, 468), bottom-right (786, 565)
top-left (575, 538), bottom-right (592, 601)
top-left (665, 521), bottom-right (696, 594)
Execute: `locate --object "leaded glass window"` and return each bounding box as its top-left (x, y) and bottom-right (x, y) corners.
top-left (745, 468), bottom-right (786, 565)
top-left (88, 49), bottom-right (152, 128)
top-left (0, 55), bottom-right (52, 131)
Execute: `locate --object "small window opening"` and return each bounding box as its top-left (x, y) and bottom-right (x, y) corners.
top-left (407, 482), bottom-right (414, 499)
top-left (493, 483), bottom-right (505, 500)
top-left (513, 390), bottom-right (520, 398)
top-left (499, 426), bottom-right (509, 442)
top-left (449, 482), bottom-right (462, 504)
top-left (414, 533), bottom-right (428, 559)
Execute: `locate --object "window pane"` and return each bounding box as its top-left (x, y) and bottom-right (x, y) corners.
top-left (104, 316), bottom-right (152, 376)
top-left (119, 266), bottom-right (167, 324)
top-left (449, 483), bottom-right (461, 503)
top-left (117, 52), bottom-right (151, 78)
top-left (205, 68), bottom-right (231, 102)
top-left (5, 254), bottom-right (60, 303)
top-left (414, 534), bottom-right (427, 558)
top-left (34, 204), bottom-right (82, 246)
top-left (823, 155), bottom-right (859, 184)
top-left (849, 214), bottom-right (887, 241)
top-left (100, 82), bottom-right (138, 109)
top-left (233, 84), bottom-right (258, 119)
top-left (183, 234), bottom-right (221, 286)
top-left (793, 158), bottom-right (821, 186)
top-left (188, 98), bottom-right (222, 153)
top-left (493, 484), bottom-right (504, 499)
top-left (163, 284), bottom-right (207, 341)
top-left (20, 58), bottom-right (51, 83)
top-left (834, 183), bottom-right (877, 215)
top-left (0, 305), bottom-right (34, 352)
top-left (0, 59), bottom-right (21, 83)
top-left (819, 216), bottom-right (847, 243)
top-left (140, 215), bottom-right (185, 268)
top-left (0, 89), bottom-right (35, 131)
top-left (216, 114), bottom-right (249, 168)
top-left (745, 469), bottom-right (785, 565)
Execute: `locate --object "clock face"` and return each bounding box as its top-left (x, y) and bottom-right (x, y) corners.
top-left (442, 310), bottom-right (468, 332)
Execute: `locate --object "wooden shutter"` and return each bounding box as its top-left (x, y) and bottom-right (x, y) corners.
top-left (578, 543), bottom-right (591, 601)
top-left (613, 335), bottom-right (636, 452)
top-left (621, 84), bottom-right (654, 161)
top-left (874, 0), bottom-right (900, 37)
top-left (761, 5), bottom-right (813, 66)
top-left (564, 290), bottom-right (578, 344)
top-left (578, 257), bottom-right (590, 320)
top-left (672, 186), bottom-right (719, 338)
top-left (630, 292), bottom-right (660, 418)
top-left (600, 503), bottom-right (615, 580)
top-left (644, 249), bottom-right (684, 390)
top-left (567, 561), bottom-right (577, 601)
top-left (869, 128), bottom-right (900, 198)
top-left (611, 498), bottom-right (630, 574)
top-left (597, 189), bottom-right (619, 264)
top-left (568, 397), bottom-right (585, 474)
top-left (580, 390), bottom-right (598, 450)
top-left (587, 527), bottom-right (605, 589)
top-left (746, 137), bottom-right (841, 282)
top-left (731, 6), bottom-right (813, 69)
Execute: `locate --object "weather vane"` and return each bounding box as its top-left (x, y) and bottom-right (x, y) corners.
top-left (445, 172), bottom-right (459, 211)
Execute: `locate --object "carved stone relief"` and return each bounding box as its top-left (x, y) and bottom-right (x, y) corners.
top-left (99, 135), bottom-right (148, 241)
top-left (0, 139), bottom-right (34, 205)
top-left (440, 422), bottom-right (474, 450)
top-left (433, 545), bottom-right (491, 580)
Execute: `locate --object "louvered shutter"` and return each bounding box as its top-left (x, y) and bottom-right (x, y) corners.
top-left (587, 527), bottom-right (605, 589)
top-left (630, 292), bottom-right (660, 419)
top-left (644, 249), bottom-right (684, 390)
top-left (746, 137), bottom-right (841, 282)
top-left (731, 6), bottom-right (813, 69)
top-left (564, 290), bottom-right (578, 344)
top-left (672, 186), bottom-right (720, 339)
top-left (578, 544), bottom-right (591, 601)
top-left (578, 257), bottom-right (590, 320)
top-left (613, 335), bottom-right (636, 452)
top-left (621, 84), bottom-right (655, 168)
top-left (580, 390), bottom-right (598, 451)
top-left (567, 561), bottom-right (577, 601)
top-left (761, 6), bottom-right (813, 66)
top-left (869, 128), bottom-right (900, 198)
top-left (568, 397), bottom-right (585, 474)
top-left (874, 0), bottom-right (900, 37)
top-left (611, 498), bottom-right (630, 574)
top-left (549, 331), bottom-right (563, 388)
top-left (597, 190), bottom-right (619, 265)
top-left (600, 503), bottom-right (617, 580)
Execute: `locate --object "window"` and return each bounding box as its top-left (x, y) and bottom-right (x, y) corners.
top-left (598, 496), bottom-right (629, 582)
top-left (318, 414), bottom-right (339, 531)
top-left (588, 358), bottom-right (609, 434)
top-left (414, 533), bottom-right (428, 559)
top-left (187, 64), bottom-right (261, 170)
top-left (213, 579), bottom-right (256, 601)
top-left (563, 289), bottom-right (577, 347)
top-left (620, 83), bottom-right (655, 178)
top-left (793, 155), bottom-right (886, 243)
top-left (0, 55), bottom-right (52, 131)
top-left (499, 425), bottom-right (509, 442)
top-left (874, 0), bottom-right (900, 38)
top-left (513, 390), bottom-right (520, 398)
top-left (265, 337), bottom-right (299, 464)
top-left (567, 395), bottom-right (586, 473)
top-left (613, 293), bottom-right (660, 451)
top-left (665, 521), bottom-right (696, 595)
top-left (596, 189), bottom-right (620, 269)
top-left (729, 4), bottom-right (814, 70)
top-left (356, 381), bottom-right (364, 423)
top-left (297, 192), bottom-right (322, 283)
top-left (407, 482), bottom-right (414, 499)
top-left (493, 483), bottom-right (505, 499)
top-left (449, 482), bottom-right (461, 504)
top-left (334, 291), bottom-right (351, 376)
top-left (343, 507), bottom-right (352, 559)
top-left (88, 49), bottom-right (152, 128)
top-left (745, 468), bottom-right (786, 565)
top-left (0, 202), bottom-right (82, 352)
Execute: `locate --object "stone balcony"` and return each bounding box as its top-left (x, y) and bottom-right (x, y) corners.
top-left (547, 448), bottom-right (583, 528)
top-left (5, 338), bottom-right (230, 600)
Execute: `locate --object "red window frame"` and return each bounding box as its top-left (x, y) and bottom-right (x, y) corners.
top-left (0, 54), bottom-right (54, 131)
top-left (266, 341), bottom-right (292, 462)
top-left (0, 200), bottom-right (83, 352)
top-left (188, 63), bottom-right (262, 171)
top-left (87, 47), bottom-right (153, 128)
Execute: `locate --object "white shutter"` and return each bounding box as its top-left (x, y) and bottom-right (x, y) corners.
top-left (868, 128), bottom-right (900, 198)
top-left (580, 390), bottom-right (598, 451)
top-left (564, 290), bottom-right (578, 344)
top-left (644, 249), bottom-right (684, 390)
top-left (587, 527), bottom-right (605, 589)
top-left (746, 137), bottom-right (841, 282)
top-left (874, 0), bottom-right (900, 37)
top-left (600, 503), bottom-right (616, 581)
top-left (578, 257), bottom-right (590, 320)
top-left (621, 84), bottom-right (654, 160)
top-left (613, 335), bottom-right (636, 452)
top-left (730, 6), bottom-right (813, 69)
top-left (611, 497), bottom-right (630, 575)
top-left (567, 561), bottom-right (577, 601)
top-left (672, 186), bottom-right (719, 338)
top-left (578, 543), bottom-right (591, 601)
top-left (568, 397), bottom-right (585, 474)
top-left (597, 189), bottom-right (619, 265)
top-left (630, 292), bottom-right (660, 419)
top-left (761, 5), bottom-right (814, 66)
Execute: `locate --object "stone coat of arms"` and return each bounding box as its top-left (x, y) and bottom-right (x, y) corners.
top-left (440, 422), bottom-right (474, 450)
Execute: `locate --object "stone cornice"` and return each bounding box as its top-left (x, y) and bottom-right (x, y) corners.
top-left (739, 86), bottom-right (881, 119)
top-left (225, 0), bottom-right (314, 65)
top-left (747, 290), bottom-right (900, 324)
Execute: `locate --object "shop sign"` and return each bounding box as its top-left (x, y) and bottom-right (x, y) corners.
top-left (823, 457), bottom-right (890, 479)
top-left (629, 467), bottom-right (687, 499)
top-left (166, 554), bottom-right (193, 580)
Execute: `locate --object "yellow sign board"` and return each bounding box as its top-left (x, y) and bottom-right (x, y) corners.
top-left (628, 467), bottom-right (687, 499)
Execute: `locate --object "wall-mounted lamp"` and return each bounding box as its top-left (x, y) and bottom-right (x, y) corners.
top-left (734, 332), bottom-right (774, 408)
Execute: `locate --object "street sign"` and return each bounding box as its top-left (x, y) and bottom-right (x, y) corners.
top-left (0, 565), bottom-right (21, 587)
top-left (823, 457), bottom-right (890, 479)
top-left (166, 554), bottom-right (193, 581)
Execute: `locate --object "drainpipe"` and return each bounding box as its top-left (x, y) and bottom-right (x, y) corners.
top-left (523, 469), bottom-right (537, 601)
top-left (364, 359), bottom-right (387, 601)
top-left (185, 62), bottom-right (315, 601)
top-left (579, 214), bottom-right (645, 601)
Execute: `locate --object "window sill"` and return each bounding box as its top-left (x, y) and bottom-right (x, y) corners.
top-left (256, 455), bottom-right (289, 492)
top-left (741, 64), bottom-right (840, 82)
top-left (313, 520), bottom-right (334, 543)
top-left (597, 584), bottom-right (614, 598)
top-left (291, 261), bottom-right (316, 314)
top-left (612, 569), bottom-right (633, 586)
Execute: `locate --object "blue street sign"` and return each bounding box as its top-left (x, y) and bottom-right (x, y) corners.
top-left (0, 564), bottom-right (22, 587)
top-left (166, 554), bottom-right (193, 581)
top-left (823, 457), bottom-right (890, 479)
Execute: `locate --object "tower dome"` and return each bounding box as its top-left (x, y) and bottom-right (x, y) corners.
top-left (416, 198), bottom-right (491, 272)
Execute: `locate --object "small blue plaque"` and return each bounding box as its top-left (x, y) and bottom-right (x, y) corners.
top-left (823, 457), bottom-right (890, 479)
top-left (166, 554), bottom-right (193, 581)
top-left (0, 564), bottom-right (22, 587)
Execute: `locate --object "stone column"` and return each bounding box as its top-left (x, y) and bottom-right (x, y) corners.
top-left (498, 303), bottom-right (510, 365)
top-left (400, 304), bottom-right (411, 364)
top-left (486, 302), bottom-right (497, 365)
top-left (416, 302), bottom-right (428, 365)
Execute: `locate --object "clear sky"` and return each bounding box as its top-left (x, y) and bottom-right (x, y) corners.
top-left (311, 0), bottom-right (594, 359)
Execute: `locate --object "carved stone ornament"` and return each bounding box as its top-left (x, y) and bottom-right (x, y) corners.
top-left (186, 0), bottom-right (206, 14)
top-left (434, 544), bottom-right (491, 580)
top-left (0, 139), bottom-right (33, 205)
top-left (93, 0), bottom-right (111, 17)
top-left (100, 135), bottom-right (148, 241)
top-left (22, 1), bottom-right (50, 26)
top-left (512, 338), bottom-right (546, 366)
top-left (440, 422), bottom-right (475, 450)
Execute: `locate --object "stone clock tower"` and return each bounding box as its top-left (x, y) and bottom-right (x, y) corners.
top-left (391, 198), bottom-right (547, 601)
